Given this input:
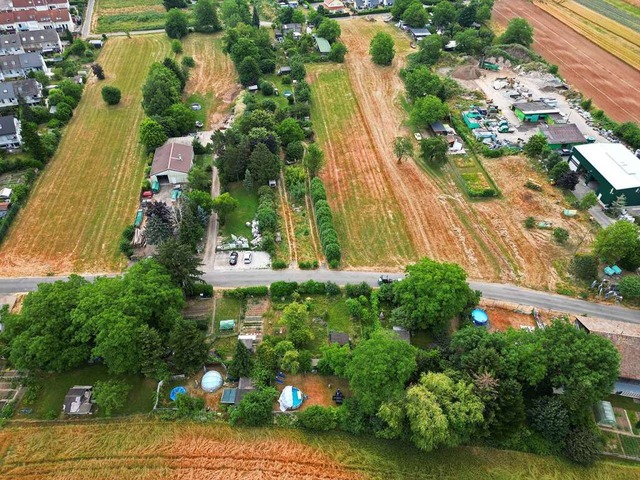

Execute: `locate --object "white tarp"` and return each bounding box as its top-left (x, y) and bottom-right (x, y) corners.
top-left (278, 386), bottom-right (303, 412)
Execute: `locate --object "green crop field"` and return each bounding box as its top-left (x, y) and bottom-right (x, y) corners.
top-left (94, 0), bottom-right (190, 34)
top-left (0, 35), bottom-right (171, 276)
top-left (574, 0), bottom-right (640, 32)
top-left (1, 421), bottom-right (639, 479)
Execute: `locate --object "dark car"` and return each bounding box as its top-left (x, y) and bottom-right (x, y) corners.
top-left (378, 275), bottom-right (393, 285)
top-left (560, 148), bottom-right (572, 156)
top-left (229, 251), bottom-right (239, 265)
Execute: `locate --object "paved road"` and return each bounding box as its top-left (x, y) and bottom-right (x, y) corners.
top-left (81, 0), bottom-right (96, 39)
top-left (1, 270), bottom-right (637, 324)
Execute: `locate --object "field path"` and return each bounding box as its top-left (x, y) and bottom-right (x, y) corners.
top-left (494, 0), bottom-right (640, 123)
top-left (0, 35), bottom-right (171, 276)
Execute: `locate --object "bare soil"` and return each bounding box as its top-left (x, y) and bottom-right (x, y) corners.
top-left (274, 374), bottom-right (350, 412)
top-left (493, 0), bottom-right (640, 123)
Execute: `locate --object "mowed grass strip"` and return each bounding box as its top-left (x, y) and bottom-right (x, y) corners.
top-left (309, 64), bottom-right (416, 267)
top-left (0, 35), bottom-right (170, 276)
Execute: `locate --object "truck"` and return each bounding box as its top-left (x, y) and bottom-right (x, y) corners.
top-left (479, 59), bottom-right (499, 71)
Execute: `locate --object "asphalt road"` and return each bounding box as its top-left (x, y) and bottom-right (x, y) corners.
top-left (81, 0), bottom-right (96, 38)
top-left (0, 269), bottom-right (637, 324)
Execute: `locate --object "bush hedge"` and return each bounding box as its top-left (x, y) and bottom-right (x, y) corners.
top-left (310, 177), bottom-right (341, 267)
top-left (223, 286), bottom-right (269, 299)
top-left (190, 283), bottom-right (214, 298)
top-left (270, 281), bottom-right (299, 298)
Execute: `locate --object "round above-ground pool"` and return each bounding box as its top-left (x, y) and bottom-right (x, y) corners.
top-left (201, 370), bottom-right (224, 393)
top-left (170, 386), bottom-right (187, 401)
top-left (471, 308), bottom-right (489, 326)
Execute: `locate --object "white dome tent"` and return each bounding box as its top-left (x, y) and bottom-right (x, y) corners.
top-left (278, 386), bottom-right (304, 412)
top-left (201, 370), bottom-right (223, 393)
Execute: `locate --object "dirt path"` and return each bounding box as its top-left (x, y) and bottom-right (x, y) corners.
top-left (279, 172), bottom-right (298, 267)
top-left (494, 0), bottom-right (640, 123)
top-left (304, 179), bottom-right (323, 265)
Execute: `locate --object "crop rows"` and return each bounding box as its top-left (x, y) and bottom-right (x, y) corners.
top-left (573, 0), bottom-right (640, 32)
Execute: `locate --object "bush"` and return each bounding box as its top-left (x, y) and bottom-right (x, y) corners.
top-left (563, 427), bottom-right (601, 466)
top-left (325, 281), bottom-right (341, 296)
top-left (181, 56), bottom-right (195, 68)
top-left (344, 282), bottom-right (372, 298)
top-left (101, 85), bottom-right (121, 105)
top-left (524, 216), bottom-right (535, 229)
top-left (260, 81), bottom-right (274, 96)
top-left (270, 281), bottom-right (299, 298)
top-left (298, 280), bottom-right (326, 295)
top-left (310, 177), bottom-right (327, 203)
top-left (223, 286), bottom-right (269, 299)
top-left (230, 387), bottom-right (278, 426)
top-left (297, 405), bottom-right (339, 431)
top-left (619, 276), bottom-right (640, 299)
top-left (171, 39), bottom-right (183, 54)
top-left (190, 283), bottom-right (214, 298)
top-left (325, 242), bottom-right (341, 264)
top-left (569, 254), bottom-right (598, 282)
top-left (272, 260), bottom-right (288, 269)
top-left (553, 227), bottom-right (569, 244)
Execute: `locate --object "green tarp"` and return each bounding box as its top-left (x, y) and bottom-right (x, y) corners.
top-left (151, 179), bottom-right (160, 193)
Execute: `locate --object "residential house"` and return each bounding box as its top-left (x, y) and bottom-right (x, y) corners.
top-left (0, 52), bottom-right (48, 80)
top-left (0, 114), bottom-right (20, 149)
top-left (0, 0), bottom-right (70, 11)
top-left (575, 316), bottom-right (640, 398)
top-left (0, 78), bottom-right (42, 108)
top-left (0, 32), bottom-right (19, 54)
top-left (19, 28), bottom-right (61, 53)
top-left (274, 23), bottom-right (302, 41)
top-left (322, 0), bottom-right (346, 13)
top-left (149, 142), bottom-right (194, 185)
top-left (0, 8), bottom-right (73, 33)
top-left (62, 385), bottom-right (93, 415)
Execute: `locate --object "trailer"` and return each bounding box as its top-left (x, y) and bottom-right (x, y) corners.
top-left (134, 209), bottom-right (144, 228)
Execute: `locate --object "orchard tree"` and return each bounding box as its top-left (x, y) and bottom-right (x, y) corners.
top-left (391, 257), bottom-right (478, 331)
top-left (329, 42), bottom-right (347, 63)
top-left (553, 227), bottom-right (569, 244)
top-left (211, 192), bottom-right (239, 224)
top-left (420, 136), bottom-right (448, 168)
top-left (370, 32), bottom-right (395, 66)
top-left (410, 95), bottom-right (448, 128)
top-left (317, 18), bottom-right (341, 43)
top-left (303, 143), bottom-right (325, 177)
top-left (393, 136), bottom-right (414, 163)
top-left (594, 221), bottom-right (640, 263)
top-left (165, 8), bottom-right (189, 39)
top-left (499, 17), bottom-right (534, 47)
top-left (346, 330), bottom-right (416, 414)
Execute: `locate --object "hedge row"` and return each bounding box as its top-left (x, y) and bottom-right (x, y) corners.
top-left (270, 280), bottom-right (341, 298)
top-left (256, 186), bottom-right (279, 255)
top-left (223, 286), bottom-right (269, 299)
top-left (354, 7), bottom-right (391, 15)
top-left (0, 169), bottom-right (36, 244)
top-left (310, 177), bottom-right (342, 268)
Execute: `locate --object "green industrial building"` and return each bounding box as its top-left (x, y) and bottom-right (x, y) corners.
top-left (512, 101), bottom-right (559, 122)
top-left (539, 123), bottom-right (587, 150)
top-left (572, 143), bottom-right (640, 206)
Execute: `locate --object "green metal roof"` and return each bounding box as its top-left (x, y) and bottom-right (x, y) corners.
top-left (221, 388), bottom-right (237, 404)
top-left (315, 37), bottom-right (331, 54)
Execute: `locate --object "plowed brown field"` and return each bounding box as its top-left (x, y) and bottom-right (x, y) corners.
top-left (310, 19), bottom-right (593, 289)
top-left (494, 0), bottom-right (640, 123)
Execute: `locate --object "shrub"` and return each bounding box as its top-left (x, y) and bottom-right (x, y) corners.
top-left (298, 280), bottom-right (326, 295)
top-left (569, 254), bottom-right (598, 282)
top-left (553, 227), bottom-right (569, 244)
top-left (270, 281), bottom-right (299, 298)
top-left (344, 282), bottom-right (372, 298)
top-left (563, 427), bottom-right (601, 466)
top-left (524, 216), bottom-right (535, 229)
top-left (171, 39), bottom-right (183, 54)
top-left (191, 283), bottom-right (214, 298)
top-left (325, 281), bottom-right (341, 296)
top-left (298, 405), bottom-right (339, 431)
top-left (619, 276), bottom-right (640, 299)
top-left (260, 81), bottom-right (274, 96)
top-left (181, 56), bottom-right (195, 68)
top-left (310, 177), bottom-right (327, 203)
top-left (272, 260), bottom-right (288, 269)
top-left (223, 286), bottom-right (269, 299)
top-left (101, 85), bottom-right (121, 105)
top-left (230, 387), bottom-right (278, 426)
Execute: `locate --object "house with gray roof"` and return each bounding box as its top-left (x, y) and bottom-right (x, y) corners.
top-left (0, 114), bottom-right (21, 149)
top-left (62, 385), bottom-right (93, 415)
top-left (19, 29), bottom-right (61, 53)
top-left (0, 32), bottom-right (20, 55)
top-left (0, 78), bottom-right (41, 108)
top-left (0, 51), bottom-right (48, 80)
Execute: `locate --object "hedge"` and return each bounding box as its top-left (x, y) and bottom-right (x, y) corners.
top-left (223, 286), bottom-right (269, 299)
top-left (355, 7), bottom-right (391, 15)
top-left (190, 283), bottom-right (214, 298)
top-left (270, 281), bottom-right (298, 298)
top-left (310, 177), bottom-right (341, 267)
top-left (297, 280), bottom-right (325, 295)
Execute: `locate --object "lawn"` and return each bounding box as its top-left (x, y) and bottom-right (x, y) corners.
top-left (1, 421), bottom-right (639, 479)
top-left (0, 35), bottom-right (171, 276)
top-left (212, 295), bottom-right (243, 359)
top-left (219, 183), bottom-right (258, 239)
top-left (94, 0), bottom-right (181, 34)
top-left (17, 364), bottom-right (156, 419)
top-left (621, 435), bottom-right (640, 457)
top-left (608, 394), bottom-right (640, 412)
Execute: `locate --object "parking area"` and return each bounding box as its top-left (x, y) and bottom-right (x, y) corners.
top-left (213, 250), bottom-right (272, 271)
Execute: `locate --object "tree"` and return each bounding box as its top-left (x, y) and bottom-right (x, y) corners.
top-left (249, 142), bottom-right (281, 187)
top-left (569, 254), bottom-right (598, 282)
top-left (252, 4), bottom-right (260, 27)
top-left (346, 330), bottom-right (416, 414)
top-left (189, 165), bottom-right (212, 191)
top-left (53, 102), bottom-right (72, 123)
top-left (303, 143), bottom-right (325, 177)
top-left (165, 8), bottom-right (189, 39)
top-left (608, 194), bottom-right (627, 218)
top-left (413, 35), bottom-right (442, 65)
top-left (499, 17), bottom-right (534, 47)
top-left (317, 18), bottom-right (341, 43)
top-left (285, 140), bottom-right (304, 163)
top-left (93, 380), bottom-right (131, 417)
top-left (169, 320), bottom-right (208, 374)
top-left (329, 42), bottom-right (347, 63)
top-left (391, 257), bottom-right (477, 331)
top-left (228, 340), bottom-right (252, 379)
top-left (164, 0), bottom-right (187, 10)
top-left (524, 134), bottom-right (548, 158)
top-left (402, 372), bottom-right (484, 451)
top-left (194, 0), bottom-right (222, 32)
top-left (410, 95), bottom-right (448, 128)
top-left (230, 387), bottom-right (278, 426)
top-left (457, 2), bottom-right (477, 27)
top-left (91, 63), bottom-right (105, 80)
top-left (420, 136), bottom-right (448, 168)
top-left (20, 121), bottom-right (47, 162)
top-left (549, 161), bottom-right (570, 182)
top-left (556, 171), bottom-right (580, 190)
top-left (277, 118), bottom-right (304, 146)
top-left (553, 227), bottom-right (569, 244)
top-left (145, 213), bottom-right (174, 245)
top-left (564, 427), bottom-right (602, 466)
top-left (165, 103), bottom-right (196, 136)
top-left (142, 64), bottom-right (181, 116)
top-left (402, 1), bottom-right (429, 28)
top-left (402, 66), bottom-right (442, 100)
top-left (578, 191), bottom-right (598, 210)
top-left (298, 405), bottom-right (339, 431)
top-left (619, 276), bottom-right (640, 299)
top-left (431, 1), bottom-right (457, 29)
top-left (370, 32), bottom-right (395, 66)
top-left (211, 192), bottom-right (238, 225)
top-left (528, 396), bottom-right (570, 445)
top-left (154, 238), bottom-right (204, 292)
top-left (282, 302), bottom-right (313, 348)
top-left (238, 56), bottom-right (261, 86)
top-left (594, 221), bottom-right (640, 263)
top-left (454, 29), bottom-right (482, 56)
top-left (393, 136), bottom-right (414, 163)
top-left (221, 0), bottom-right (252, 27)
top-left (171, 39), bottom-right (183, 54)
top-left (317, 342), bottom-right (351, 376)
top-left (101, 86), bottom-right (121, 105)
top-left (138, 325), bottom-right (167, 379)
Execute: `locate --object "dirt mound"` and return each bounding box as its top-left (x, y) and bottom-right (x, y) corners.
top-left (453, 65), bottom-right (483, 80)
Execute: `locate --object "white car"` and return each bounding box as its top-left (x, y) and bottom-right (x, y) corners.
top-left (243, 252), bottom-right (253, 264)
top-left (195, 121), bottom-right (204, 128)
top-left (414, 133), bottom-right (422, 141)
top-left (191, 103), bottom-right (202, 111)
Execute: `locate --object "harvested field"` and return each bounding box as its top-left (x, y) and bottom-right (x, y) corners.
top-left (0, 35), bottom-right (170, 276)
top-left (182, 34), bottom-right (241, 130)
top-left (1, 421), bottom-right (639, 479)
top-left (493, 0), bottom-right (640, 123)
top-left (310, 19), bottom-right (592, 289)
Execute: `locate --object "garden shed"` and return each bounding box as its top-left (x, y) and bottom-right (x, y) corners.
top-left (314, 36), bottom-right (331, 55)
top-left (539, 123), bottom-right (587, 150)
top-left (150, 142), bottom-right (194, 185)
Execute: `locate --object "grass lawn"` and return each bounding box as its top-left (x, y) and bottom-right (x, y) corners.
top-left (411, 330), bottom-right (435, 349)
top-left (94, 0), bottom-right (192, 34)
top-left (212, 295), bottom-right (243, 359)
top-left (253, 74), bottom-right (291, 109)
top-left (608, 394), bottom-right (640, 412)
top-left (17, 365), bottom-right (156, 419)
top-left (186, 92), bottom-right (212, 126)
top-left (621, 435), bottom-right (640, 457)
top-left (0, 35), bottom-right (171, 276)
top-left (219, 183), bottom-right (258, 239)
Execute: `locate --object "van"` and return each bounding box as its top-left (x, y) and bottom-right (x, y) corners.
top-left (244, 252), bottom-right (253, 264)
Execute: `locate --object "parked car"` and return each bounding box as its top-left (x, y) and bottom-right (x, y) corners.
top-left (378, 275), bottom-right (393, 285)
top-left (414, 133), bottom-right (422, 141)
top-left (560, 148), bottom-right (572, 156)
top-left (229, 251), bottom-right (239, 265)
top-left (244, 252), bottom-right (253, 264)
top-left (191, 103), bottom-right (202, 111)
top-left (195, 121), bottom-right (204, 128)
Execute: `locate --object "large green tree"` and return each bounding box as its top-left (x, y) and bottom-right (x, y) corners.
top-left (346, 330), bottom-right (416, 414)
top-left (154, 238), bottom-right (204, 292)
top-left (420, 136), bottom-right (448, 168)
top-left (393, 136), bottom-right (414, 163)
top-left (402, 1), bottom-right (429, 28)
top-left (169, 320), bottom-right (209, 374)
top-left (303, 143), bottom-right (325, 177)
top-left (228, 340), bottom-right (252, 379)
top-left (391, 257), bottom-right (477, 331)
top-left (142, 63), bottom-right (181, 116)
top-left (165, 8), bottom-right (189, 39)
top-left (410, 95), bottom-right (448, 128)
top-left (194, 0), bottom-right (222, 32)
top-left (499, 17), bottom-right (534, 47)
top-left (370, 32), bottom-right (395, 66)
top-left (93, 380), bottom-right (132, 416)
top-left (431, 1), bottom-right (457, 29)
top-left (277, 118), bottom-right (304, 146)
top-left (594, 221), bottom-right (640, 264)
top-left (402, 66), bottom-right (443, 100)
top-left (230, 387), bottom-right (278, 425)
top-left (316, 18), bottom-right (341, 44)
top-left (249, 142), bottom-right (281, 186)
top-left (211, 192), bottom-right (238, 225)
top-left (282, 302), bottom-right (313, 349)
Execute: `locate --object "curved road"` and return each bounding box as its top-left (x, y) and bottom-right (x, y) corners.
top-left (0, 269), bottom-right (637, 324)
